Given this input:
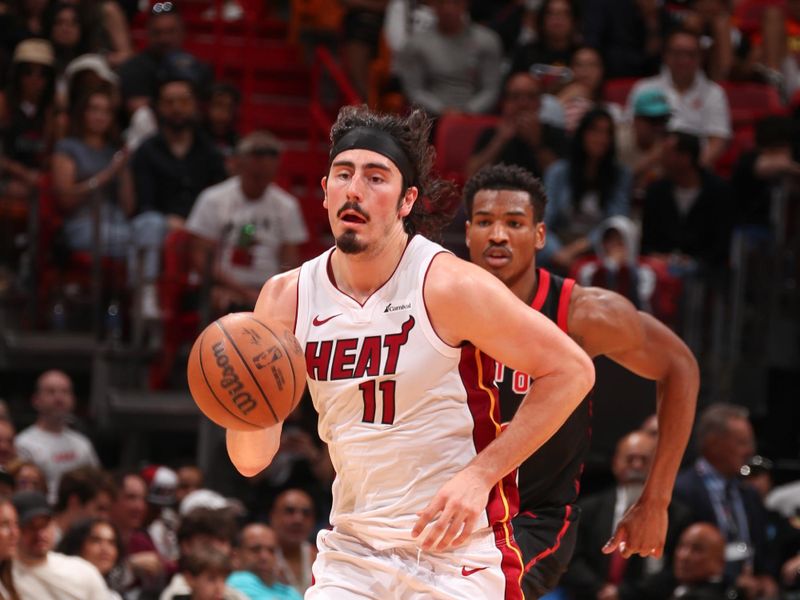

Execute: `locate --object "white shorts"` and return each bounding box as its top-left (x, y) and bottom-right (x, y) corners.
top-left (305, 526), bottom-right (523, 600)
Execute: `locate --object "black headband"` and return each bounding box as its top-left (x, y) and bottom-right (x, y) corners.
top-left (329, 127), bottom-right (416, 188)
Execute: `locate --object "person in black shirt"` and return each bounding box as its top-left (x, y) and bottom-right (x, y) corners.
top-left (132, 78), bottom-right (227, 227)
top-left (465, 72), bottom-right (566, 180)
top-left (640, 131), bottom-right (731, 271)
top-left (117, 3), bottom-right (211, 116)
top-left (464, 163), bottom-right (699, 599)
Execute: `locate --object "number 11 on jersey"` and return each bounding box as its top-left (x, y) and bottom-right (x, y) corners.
top-left (359, 380), bottom-right (396, 425)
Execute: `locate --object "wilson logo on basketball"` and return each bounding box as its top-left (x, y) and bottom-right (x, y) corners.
top-left (212, 341), bottom-right (257, 415)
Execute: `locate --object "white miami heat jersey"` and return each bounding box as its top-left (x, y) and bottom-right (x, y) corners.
top-left (295, 235), bottom-right (519, 550)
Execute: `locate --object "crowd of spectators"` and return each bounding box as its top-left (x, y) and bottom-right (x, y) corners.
top-left (0, 1), bottom-right (799, 599)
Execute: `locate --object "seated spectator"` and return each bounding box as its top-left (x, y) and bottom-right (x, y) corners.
top-left (673, 404), bottom-right (778, 594)
top-left (465, 72), bottom-right (567, 179)
top-left (671, 0), bottom-right (752, 83)
top-left (52, 88), bottom-right (167, 306)
top-left (617, 87), bottom-right (671, 206)
top-left (542, 107), bottom-right (632, 271)
top-left (132, 77), bottom-right (227, 317)
top-left (117, 2), bottom-right (210, 116)
top-left (10, 0), bottom-right (48, 39)
top-left (175, 464), bottom-right (203, 507)
top-left (640, 131), bottom-right (731, 272)
top-left (132, 78), bottom-right (227, 229)
top-left (228, 523), bottom-right (301, 600)
top-left (740, 455), bottom-right (800, 596)
top-left (510, 0), bottom-right (580, 90)
top-left (141, 465), bottom-right (180, 563)
top-left (731, 115), bottom-right (800, 231)
top-left (59, 53), bottom-right (119, 127)
top-left (626, 29), bottom-right (732, 167)
top-left (557, 46), bottom-right (622, 134)
top-left (42, 3), bottom-right (87, 77)
top-left (14, 370), bottom-right (100, 503)
top-left (269, 489), bottom-right (316, 595)
top-left (0, 38), bottom-right (56, 202)
top-left (203, 83), bottom-right (241, 170)
top-left (562, 430), bottom-right (691, 600)
top-left (161, 507), bottom-right (243, 600)
top-left (0, 496), bottom-right (19, 599)
top-left (186, 131), bottom-right (308, 314)
top-left (0, 419), bottom-right (15, 469)
top-left (56, 517), bottom-right (125, 599)
top-left (581, 0), bottom-right (667, 79)
top-left (11, 490), bottom-right (111, 599)
top-left (760, 0), bottom-right (800, 96)
top-left (53, 466), bottom-right (115, 544)
top-left (110, 470), bottom-right (166, 597)
top-left (7, 460), bottom-right (47, 496)
top-left (339, 0), bottom-right (387, 100)
top-left (618, 523), bottom-right (747, 600)
top-left (574, 216), bottom-right (658, 312)
top-left (178, 547), bottom-right (245, 600)
top-left (398, 0), bottom-right (503, 117)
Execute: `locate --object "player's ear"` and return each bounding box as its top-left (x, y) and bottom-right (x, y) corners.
top-left (398, 186), bottom-right (418, 218)
top-left (464, 219), bottom-right (471, 248)
top-left (535, 221), bottom-right (546, 250)
top-left (320, 177), bottom-right (328, 208)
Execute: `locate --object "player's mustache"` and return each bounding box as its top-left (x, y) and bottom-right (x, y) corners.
top-left (483, 243), bottom-right (511, 257)
top-left (337, 202), bottom-right (370, 221)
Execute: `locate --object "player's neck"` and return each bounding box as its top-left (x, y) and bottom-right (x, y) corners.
top-left (509, 263), bottom-right (539, 305)
top-left (331, 228), bottom-right (409, 303)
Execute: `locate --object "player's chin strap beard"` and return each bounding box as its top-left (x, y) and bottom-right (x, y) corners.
top-left (330, 127), bottom-right (418, 192)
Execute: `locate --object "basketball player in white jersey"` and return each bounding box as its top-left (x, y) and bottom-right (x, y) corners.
top-left (225, 106), bottom-right (595, 599)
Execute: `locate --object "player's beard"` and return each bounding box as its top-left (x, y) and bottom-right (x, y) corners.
top-left (336, 229), bottom-right (367, 254)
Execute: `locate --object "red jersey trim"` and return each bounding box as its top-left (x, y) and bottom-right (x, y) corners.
top-left (556, 278), bottom-right (575, 333)
top-left (531, 268), bottom-right (551, 311)
top-left (460, 346), bottom-right (524, 599)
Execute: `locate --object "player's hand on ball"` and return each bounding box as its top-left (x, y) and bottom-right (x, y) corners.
top-left (412, 466), bottom-right (492, 551)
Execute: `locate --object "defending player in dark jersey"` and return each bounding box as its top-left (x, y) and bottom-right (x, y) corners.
top-left (464, 164), bottom-right (699, 599)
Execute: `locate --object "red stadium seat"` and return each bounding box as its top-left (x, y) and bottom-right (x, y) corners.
top-left (434, 113), bottom-right (499, 185)
top-left (602, 78), bottom-right (639, 107)
top-left (721, 82), bottom-right (787, 127)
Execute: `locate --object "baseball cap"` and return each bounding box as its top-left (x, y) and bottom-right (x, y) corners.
top-left (141, 465), bottom-right (178, 506)
top-left (632, 88), bottom-right (671, 118)
top-left (12, 491), bottom-right (52, 525)
top-left (64, 54), bottom-right (118, 86)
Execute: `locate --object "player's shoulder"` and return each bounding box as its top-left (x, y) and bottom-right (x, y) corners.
top-left (568, 284), bottom-right (644, 350)
top-left (426, 252), bottom-right (499, 297)
top-left (260, 268), bottom-right (300, 303)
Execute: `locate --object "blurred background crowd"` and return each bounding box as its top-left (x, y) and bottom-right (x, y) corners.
top-left (0, 0), bottom-right (798, 598)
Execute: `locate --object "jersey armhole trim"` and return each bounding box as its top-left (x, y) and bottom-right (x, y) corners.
top-left (420, 250), bottom-right (462, 356)
top-left (531, 268), bottom-right (551, 311)
top-left (556, 278), bottom-right (576, 333)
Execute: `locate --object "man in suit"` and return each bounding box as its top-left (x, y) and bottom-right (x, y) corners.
top-left (673, 403), bottom-right (778, 597)
top-left (563, 430), bottom-right (691, 599)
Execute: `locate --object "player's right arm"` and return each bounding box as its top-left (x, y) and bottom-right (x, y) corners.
top-left (225, 269), bottom-right (300, 477)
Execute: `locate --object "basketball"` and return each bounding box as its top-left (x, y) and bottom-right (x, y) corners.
top-left (187, 312), bottom-right (307, 431)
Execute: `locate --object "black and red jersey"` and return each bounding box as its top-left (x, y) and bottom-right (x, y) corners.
top-left (491, 268), bottom-right (592, 512)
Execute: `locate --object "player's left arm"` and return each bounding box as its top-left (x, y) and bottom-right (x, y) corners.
top-left (571, 287), bottom-right (699, 559)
